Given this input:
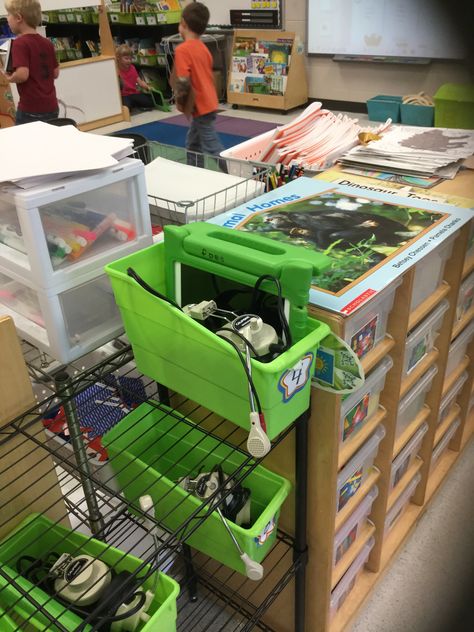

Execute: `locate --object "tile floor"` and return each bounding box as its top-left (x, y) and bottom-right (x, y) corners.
top-left (92, 103), bottom-right (474, 632)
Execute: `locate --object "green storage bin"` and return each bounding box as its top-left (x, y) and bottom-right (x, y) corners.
top-left (103, 402), bottom-right (291, 575)
top-left (0, 607), bottom-right (17, 632)
top-left (0, 513), bottom-right (179, 632)
top-left (434, 83), bottom-right (474, 129)
top-left (400, 102), bottom-right (434, 127)
top-left (367, 95), bottom-right (403, 122)
top-left (105, 239), bottom-right (330, 440)
top-left (109, 11), bottom-right (136, 24)
top-left (137, 54), bottom-right (158, 66)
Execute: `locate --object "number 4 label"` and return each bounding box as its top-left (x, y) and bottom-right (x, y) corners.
top-left (278, 353), bottom-right (313, 402)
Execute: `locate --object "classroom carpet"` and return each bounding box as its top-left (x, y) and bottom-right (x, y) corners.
top-left (125, 114), bottom-right (277, 149)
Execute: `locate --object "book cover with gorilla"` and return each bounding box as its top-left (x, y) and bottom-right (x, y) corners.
top-left (210, 177), bottom-right (473, 314)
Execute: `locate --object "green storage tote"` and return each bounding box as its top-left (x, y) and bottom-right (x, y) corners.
top-left (0, 513), bottom-right (179, 632)
top-left (105, 240), bottom-right (330, 440)
top-left (434, 83), bottom-right (474, 129)
top-left (103, 402), bottom-right (291, 576)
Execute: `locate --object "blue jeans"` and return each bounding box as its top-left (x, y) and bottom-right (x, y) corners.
top-left (16, 109), bottom-right (59, 125)
top-left (186, 111), bottom-right (226, 170)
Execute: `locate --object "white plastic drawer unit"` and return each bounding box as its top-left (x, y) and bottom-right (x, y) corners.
top-left (336, 426), bottom-right (385, 512)
top-left (384, 472), bottom-right (422, 536)
top-left (344, 278), bottom-right (401, 361)
top-left (0, 269), bottom-right (123, 363)
top-left (390, 422), bottom-right (428, 492)
top-left (0, 158), bottom-right (152, 290)
top-left (395, 365), bottom-right (437, 438)
top-left (330, 536), bottom-right (375, 620)
top-left (333, 486), bottom-right (378, 567)
top-left (339, 356), bottom-right (393, 445)
top-left (410, 235), bottom-right (454, 311)
top-left (403, 299), bottom-right (449, 377)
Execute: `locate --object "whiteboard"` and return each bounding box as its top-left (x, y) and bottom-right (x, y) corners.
top-left (307, 0), bottom-right (466, 60)
top-left (10, 57), bottom-right (122, 125)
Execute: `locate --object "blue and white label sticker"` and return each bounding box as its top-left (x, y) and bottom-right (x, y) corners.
top-left (278, 353), bottom-right (313, 402)
top-left (254, 516), bottom-right (276, 547)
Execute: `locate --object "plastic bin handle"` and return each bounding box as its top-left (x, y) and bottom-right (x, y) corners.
top-left (181, 228), bottom-right (330, 275)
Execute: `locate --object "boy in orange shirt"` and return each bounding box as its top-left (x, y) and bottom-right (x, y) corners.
top-left (173, 2), bottom-right (224, 161)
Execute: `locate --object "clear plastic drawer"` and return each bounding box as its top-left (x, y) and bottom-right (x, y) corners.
top-left (410, 236), bottom-right (454, 311)
top-left (403, 300), bottom-right (449, 376)
top-left (395, 366), bottom-right (437, 438)
top-left (390, 422), bottom-right (428, 492)
top-left (333, 486), bottom-right (378, 567)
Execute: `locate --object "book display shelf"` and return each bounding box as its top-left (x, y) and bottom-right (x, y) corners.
top-left (227, 29), bottom-right (308, 112)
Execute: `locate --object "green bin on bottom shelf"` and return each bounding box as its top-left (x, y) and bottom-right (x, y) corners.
top-left (0, 513), bottom-right (179, 632)
top-left (105, 242), bottom-right (330, 440)
top-left (102, 402), bottom-right (291, 576)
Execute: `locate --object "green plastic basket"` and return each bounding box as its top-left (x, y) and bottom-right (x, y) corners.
top-left (434, 83), bottom-right (474, 129)
top-left (105, 241), bottom-right (330, 439)
top-left (0, 514), bottom-right (179, 632)
top-left (0, 607), bottom-right (17, 632)
top-left (103, 402), bottom-right (291, 575)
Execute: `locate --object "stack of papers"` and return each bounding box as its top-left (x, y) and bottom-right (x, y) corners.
top-left (337, 125), bottom-right (474, 179)
top-left (254, 102), bottom-right (386, 170)
top-left (0, 122), bottom-right (135, 188)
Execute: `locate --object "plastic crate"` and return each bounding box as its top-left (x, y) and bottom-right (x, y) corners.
top-left (366, 95), bottom-right (403, 122)
top-left (384, 472), bottom-right (421, 536)
top-left (339, 357), bottom-right (393, 445)
top-left (333, 486), bottom-right (378, 567)
top-left (0, 513), bottom-right (179, 632)
top-left (137, 54), bottom-right (159, 66)
top-left (445, 320), bottom-right (474, 379)
top-left (434, 83), bottom-right (474, 130)
top-left (390, 422), bottom-right (428, 492)
top-left (103, 402), bottom-right (291, 576)
top-left (403, 300), bottom-right (449, 376)
top-left (336, 426), bottom-right (385, 512)
top-left (105, 239), bottom-right (330, 439)
top-left (330, 536), bottom-right (375, 620)
top-left (431, 417), bottom-right (461, 471)
top-left (410, 237), bottom-right (454, 311)
top-left (344, 279), bottom-right (402, 360)
top-left (0, 158), bottom-right (151, 291)
top-left (438, 371), bottom-right (468, 425)
top-left (0, 269), bottom-right (123, 363)
top-left (456, 270), bottom-right (474, 322)
top-left (400, 102), bottom-right (434, 127)
top-left (395, 365), bottom-right (438, 438)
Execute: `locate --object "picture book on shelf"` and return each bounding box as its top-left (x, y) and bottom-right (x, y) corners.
top-left (233, 37), bottom-right (257, 56)
top-left (209, 177), bottom-right (474, 315)
top-left (268, 42), bottom-right (290, 65)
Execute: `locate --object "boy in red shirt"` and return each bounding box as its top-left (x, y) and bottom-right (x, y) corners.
top-left (116, 44), bottom-right (154, 112)
top-left (173, 2), bottom-right (224, 162)
top-left (3, 0), bottom-right (59, 125)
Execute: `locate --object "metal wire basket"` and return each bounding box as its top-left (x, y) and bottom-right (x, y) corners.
top-left (143, 142), bottom-right (272, 229)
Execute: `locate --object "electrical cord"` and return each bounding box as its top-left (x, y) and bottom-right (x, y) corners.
top-left (127, 267), bottom-right (183, 311)
top-left (251, 274), bottom-right (292, 352)
top-left (215, 329), bottom-right (262, 415)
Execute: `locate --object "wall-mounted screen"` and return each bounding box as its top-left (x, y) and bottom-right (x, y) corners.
top-left (307, 0), bottom-right (466, 60)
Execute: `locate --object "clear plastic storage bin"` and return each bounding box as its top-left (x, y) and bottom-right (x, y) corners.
top-left (438, 371), bottom-right (468, 425)
top-left (0, 158), bottom-right (152, 290)
top-left (410, 237), bottom-right (454, 311)
top-left (395, 366), bottom-right (437, 438)
top-left (336, 426), bottom-right (385, 512)
top-left (344, 279), bottom-right (402, 360)
top-left (333, 486), bottom-right (378, 567)
top-left (340, 357), bottom-right (393, 445)
top-left (456, 270), bottom-right (474, 322)
top-left (431, 418), bottom-right (461, 471)
top-left (445, 320), bottom-right (474, 379)
top-left (330, 536), bottom-right (375, 620)
top-left (0, 269), bottom-right (123, 362)
top-left (390, 422), bottom-right (428, 492)
top-left (403, 300), bottom-right (449, 376)
top-left (384, 472), bottom-right (421, 536)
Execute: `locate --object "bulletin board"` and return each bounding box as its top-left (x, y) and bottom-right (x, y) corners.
top-left (201, 0), bottom-right (281, 28)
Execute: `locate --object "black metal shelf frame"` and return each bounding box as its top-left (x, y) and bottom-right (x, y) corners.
top-left (0, 344), bottom-right (308, 631)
